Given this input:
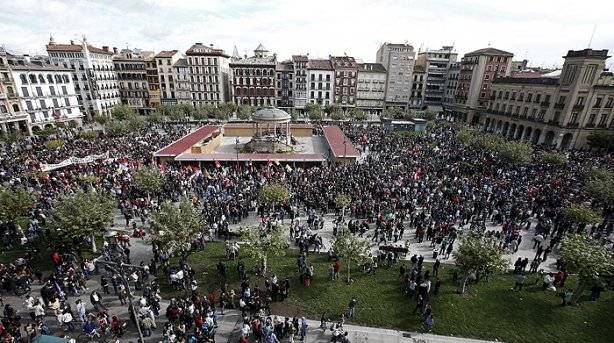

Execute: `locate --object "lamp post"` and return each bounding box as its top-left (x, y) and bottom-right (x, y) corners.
top-left (343, 136), bottom-right (347, 164)
top-left (235, 137), bottom-right (240, 162)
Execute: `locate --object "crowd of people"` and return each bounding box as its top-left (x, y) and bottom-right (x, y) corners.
top-left (0, 119), bottom-right (612, 342)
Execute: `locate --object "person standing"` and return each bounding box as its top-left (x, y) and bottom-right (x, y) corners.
top-left (347, 298), bottom-right (357, 318)
top-left (299, 317), bottom-right (308, 341)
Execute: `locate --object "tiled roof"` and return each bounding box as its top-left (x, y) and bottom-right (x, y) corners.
top-left (230, 55), bottom-right (276, 66)
top-left (154, 125), bottom-right (219, 157)
top-left (330, 56), bottom-right (357, 69)
top-left (358, 63), bottom-right (386, 73)
top-left (322, 126), bottom-right (360, 158)
top-left (9, 61), bottom-right (71, 72)
top-left (46, 43), bottom-right (113, 55)
top-left (175, 152), bottom-right (324, 162)
top-left (465, 47), bottom-right (513, 57)
top-left (276, 62), bottom-right (294, 71)
top-left (308, 59), bottom-right (333, 70)
top-left (292, 55), bottom-right (308, 62)
top-left (185, 43), bottom-right (229, 57)
top-left (155, 50), bottom-right (179, 58)
top-left (174, 58), bottom-right (188, 67)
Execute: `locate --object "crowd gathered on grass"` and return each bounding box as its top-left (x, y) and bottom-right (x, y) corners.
top-left (0, 109), bottom-right (613, 343)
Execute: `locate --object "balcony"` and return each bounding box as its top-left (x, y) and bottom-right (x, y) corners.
top-left (1, 77), bottom-right (12, 84)
top-left (566, 122), bottom-right (580, 128)
top-left (554, 103), bottom-right (564, 109)
top-left (572, 104), bottom-right (584, 111)
top-left (585, 122), bottom-right (595, 128)
top-left (540, 101), bottom-right (550, 107)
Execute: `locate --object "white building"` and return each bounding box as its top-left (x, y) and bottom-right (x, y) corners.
top-left (155, 50), bottom-right (181, 104)
top-left (173, 58), bottom-right (192, 104)
top-left (0, 48), bottom-right (29, 135)
top-left (186, 43), bottom-right (231, 107)
top-left (8, 56), bottom-right (83, 131)
top-left (46, 36), bottom-right (120, 118)
top-left (292, 55), bottom-right (309, 111)
top-left (307, 59), bottom-right (334, 106)
top-left (357, 63), bottom-right (387, 114)
top-left (416, 46), bottom-right (458, 111)
top-left (376, 43), bottom-right (415, 107)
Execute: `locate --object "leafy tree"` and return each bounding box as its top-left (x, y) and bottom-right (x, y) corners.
top-left (148, 110), bottom-right (165, 123)
top-left (149, 198), bottom-right (205, 256)
top-left (219, 102), bottom-right (237, 118)
top-left (586, 130), bottom-right (614, 151)
top-left (192, 106), bottom-right (209, 121)
top-left (127, 115), bottom-right (146, 131)
top-left (0, 186), bottom-right (36, 224)
top-left (349, 108), bottom-right (367, 121)
top-left (453, 232), bottom-right (507, 294)
top-left (331, 111), bottom-right (346, 121)
top-left (239, 223), bottom-right (288, 274)
top-left (93, 114), bottom-right (109, 126)
top-left (563, 204), bottom-right (603, 225)
top-left (335, 193), bottom-right (351, 221)
top-left (79, 130), bottom-right (99, 139)
top-left (259, 183), bottom-right (290, 207)
top-left (237, 105), bottom-right (254, 120)
top-left (0, 131), bottom-right (24, 143)
top-left (496, 142), bottom-right (533, 165)
top-left (382, 106), bottom-right (403, 119)
top-left (540, 151), bottom-right (568, 165)
top-left (584, 168), bottom-right (614, 207)
top-left (105, 120), bottom-right (129, 137)
top-left (133, 167), bottom-right (164, 197)
top-left (305, 103), bottom-right (322, 121)
top-left (559, 234), bottom-right (614, 304)
top-left (111, 104), bottom-right (136, 121)
top-left (212, 107), bottom-right (228, 121)
top-left (331, 228), bottom-right (371, 283)
top-left (178, 103), bottom-right (196, 118)
top-left (44, 139), bottom-right (65, 149)
top-left (46, 190), bottom-right (116, 252)
top-left (324, 104), bottom-right (341, 117)
top-left (167, 106), bottom-right (186, 122)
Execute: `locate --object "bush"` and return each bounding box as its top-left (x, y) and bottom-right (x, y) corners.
top-left (497, 142), bottom-right (533, 165)
top-left (540, 151), bottom-right (568, 165)
top-left (44, 139), bottom-right (65, 149)
top-left (563, 204), bottom-right (602, 224)
top-left (36, 127), bottom-right (58, 136)
top-left (105, 120), bottom-right (128, 137)
top-left (79, 131), bottom-right (99, 139)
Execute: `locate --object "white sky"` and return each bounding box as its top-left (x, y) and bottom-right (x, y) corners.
top-left (1, 0), bottom-right (613, 69)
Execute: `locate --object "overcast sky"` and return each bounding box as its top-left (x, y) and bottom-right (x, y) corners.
top-left (1, 0), bottom-right (613, 69)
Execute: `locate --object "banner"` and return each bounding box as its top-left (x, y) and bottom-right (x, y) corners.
top-left (40, 152), bottom-right (109, 172)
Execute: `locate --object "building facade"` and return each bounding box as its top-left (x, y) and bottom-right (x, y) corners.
top-left (376, 43), bottom-right (415, 107)
top-left (415, 46), bottom-right (458, 112)
top-left (292, 55), bottom-right (309, 111)
top-left (330, 56), bottom-right (357, 108)
top-left (155, 50), bottom-right (181, 104)
top-left (443, 62), bottom-right (460, 114)
top-left (173, 58), bottom-right (192, 104)
top-left (452, 47), bottom-right (513, 124)
top-left (0, 48), bottom-right (29, 135)
top-left (356, 63), bottom-right (386, 114)
top-left (186, 43), bottom-right (230, 107)
top-left (113, 49), bottom-right (151, 115)
top-left (307, 59), bottom-right (334, 106)
top-left (230, 44), bottom-right (277, 107)
top-left (409, 65), bottom-right (426, 109)
top-left (8, 56), bottom-right (83, 131)
top-left (479, 49), bottom-right (614, 149)
top-left (145, 57), bottom-right (161, 109)
top-left (276, 61), bottom-right (294, 110)
top-left (46, 37), bottom-right (119, 118)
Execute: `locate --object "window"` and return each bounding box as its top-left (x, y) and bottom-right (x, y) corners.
top-left (558, 95), bottom-right (566, 104)
top-left (47, 75), bottom-right (53, 83)
top-left (29, 75), bottom-right (37, 83)
top-left (606, 98), bottom-right (613, 108)
top-left (50, 86), bottom-right (56, 95)
top-left (39, 99), bottom-right (46, 109)
top-left (36, 87), bottom-right (43, 96)
top-left (594, 97), bottom-right (603, 108)
top-left (53, 98), bottom-right (59, 107)
top-left (38, 75), bottom-right (45, 83)
top-left (576, 97), bottom-right (584, 105)
top-left (21, 87), bottom-right (29, 97)
top-left (20, 74), bottom-right (28, 84)
top-left (26, 101), bottom-right (33, 111)
top-left (64, 98), bottom-right (70, 106)
top-left (526, 93), bottom-right (532, 102)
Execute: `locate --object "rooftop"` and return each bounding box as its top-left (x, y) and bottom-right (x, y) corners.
top-left (8, 60), bottom-right (71, 72)
top-left (154, 125), bottom-right (219, 157)
top-left (308, 59), bottom-right (333, 70)
top-left (493, 76), bottom-right (559, 86)
top-left (322, 126), bottom-right (360, 158)
top-left (174, 58), bottom-right (188, 67)
top-left (330, 56), bottom-right (357, 69)
top-left (155, 50), bottom-right (179, 58)
top-left (564, 49), bottom-right (610, 59)
top-left (186, 43), bottom-right (229, 57)
top-left (276, 61), bottom-right (294, 71)
top-left (358, 63), bottom-right (386, 73)
top-left (252, 107), bottom-right (291, 123)
top-left (292, 55), bottom-right (309, 62)
top-left (46, 43), bottom-right (113, 55)
top-left (465, 47), bottom-right (514, 57)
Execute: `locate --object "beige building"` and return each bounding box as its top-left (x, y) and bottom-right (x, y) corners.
top-left (113, 49), bottom-right (152, 115)
top-left (479, 49), bottom-right (614, 149)
top-left (356, 63), bottom-right (386, 114)
top-left (0, 48), bottom-right (29, 135)
top-left (155, 50), bottom-right (181, 104)
top-left (186, 43), bottom-right (231, 107)
top-left (173, 58), bottom-right (191, 104)
top-left (376, 43), bottom-right (415, 107)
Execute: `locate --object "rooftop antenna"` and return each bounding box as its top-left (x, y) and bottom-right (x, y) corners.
top-left (487, 41), bottom-right (491, 47)
top-left (587, 24), bottom-right (597, 48)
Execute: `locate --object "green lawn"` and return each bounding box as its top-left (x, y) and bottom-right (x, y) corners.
top-left (164, 242), bottom-right (613, 343)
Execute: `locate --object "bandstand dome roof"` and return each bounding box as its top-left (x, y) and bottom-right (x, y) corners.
top-left (253, 107), bottom-right (291, 123)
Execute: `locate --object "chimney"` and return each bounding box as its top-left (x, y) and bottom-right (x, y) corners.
top-left (113, 47), bottom-right (118, 54)
top-left (210, 44), bottom-right (213, 47)
top-left (102, 46), bottom-right (109, 52)
top-left (70, 40), bottom-right (74, 45)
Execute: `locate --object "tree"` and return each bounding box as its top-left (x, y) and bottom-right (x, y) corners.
top-left (240, 223), bottom-right (288, 274)
top-left (127, 115), bottom-right (146, 131)
top-left (147, 110), bottom-right (165, 123)
top-left (44, 139), bottom-right (65, 149)
top-left (93, 114), bottom-right (109, 126)
top-left (148, 198), bottom-right (205, 256)
top-left (79, 130), bottom-right (99, 139)
top-left (563, 204), bottom-right (602, 225)
top-left (133, 167), bottom-right (164, 198)
top-left (237, 105), bottom-right (254, 120)
top-left (105, 120), bottom-right (129, 137)
top-left (540, 151), bottom-right (568, 165)
top-left (46, 190), bottom-right (116, 252)
top-left (0, 186), bottom-right (36, 224)
top-left (177, 103), bottom-right (196, 118)
top-left (324, 104), bottom-right (341, 117)
top-left (330, 111), bottom-right (346, 121)
top-left (348, 107), bottom-right (367, 121)
top-left (111, 104), bottom-right (136, 121)
top-left (586, 130), bottom-right (614, 151)
top-left (167, 105), bottom-right (186, 122)
top-left (305, 103), bottom-right (322, 121)
top-left (453, 232), bottom-right (507, 294)
top-left (335, 193), bottom-right (351, 221)
top-left (559, 234), bottom-right (614, 304)
top-left (383, 106), bottom-right (406, 119)
top-left (219, 102), bottom-right (237, 119)
top-left (259, 183), bottom-right (290, 207)
top-left (212, 107), bottom-right (228, 121)
top-left (496, 142), bottom-right (533, 165)
top-left (331, 228), bottom-right (371, 283)
top-left (584, 168), bottom-right (614, 207)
